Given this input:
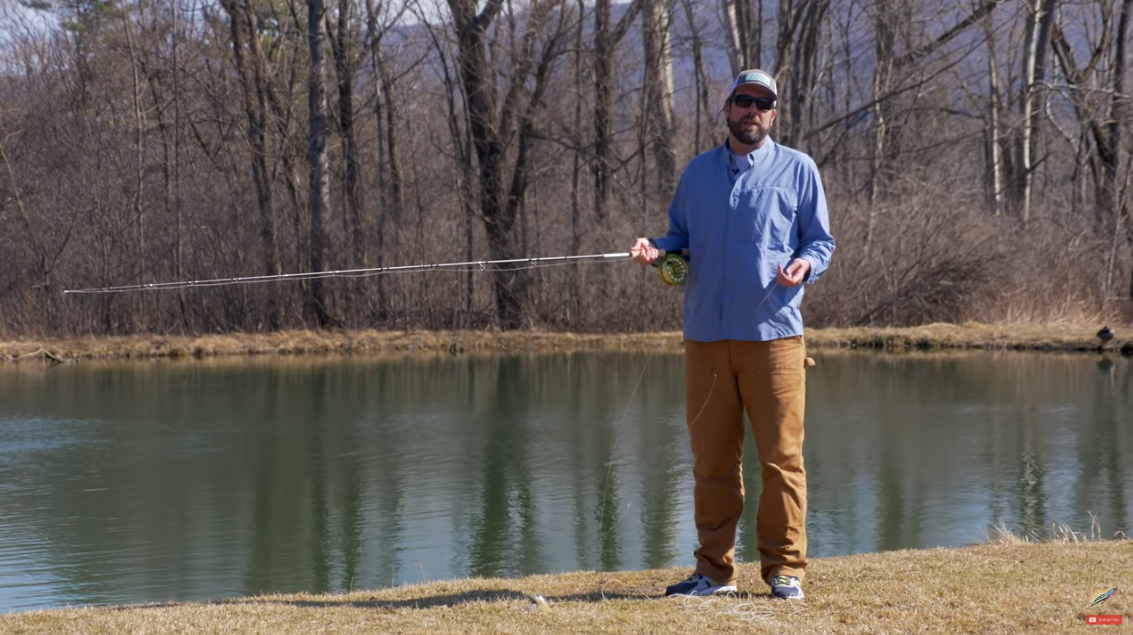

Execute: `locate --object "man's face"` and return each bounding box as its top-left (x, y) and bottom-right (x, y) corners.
top-left (724, 84), bottom-right (777, 147)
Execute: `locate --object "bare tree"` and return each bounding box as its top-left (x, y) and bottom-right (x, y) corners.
top-left (0, 133), bottom-right (76, 333)
top-left (416, 1), bottom-right (478, 326)
top-left (366, 0), bottom-right (406, 318)
top-left (3, 0), bottom-right (1133, 336)
top-left (219, 0), bottom-right (282, 328)
top-left (863, 0), bottom-right (1008, 251)
top-left (171, 0), bottom-right (186, 326)
top-left (1016, 0), bottom-right (1055, 223)
top-left (1049, 2), bottom-right (1124, 237)
top-left (677, 0), bottom-right (714, 153)
top-left (444, 0), bottom-right (570, 328)
top-left (983, 13), bottom-right (1006, 217)
top-left (120, 5), bottom-right (147, 328)
top-left (777, 0), bottom-right (830, 149)
top-left (641, 0), bottom-right (676, 194)
top-left (864, 0), bottom-right (900, 253)
top-left (329, 0), bottom-right (366, 271)
top-left (592, 0), bottom-right (639, 222)
top-left (569, 0), bottom-right (586, 319)
top-left (307, 0), bottom-right (332, 327)
top-left (1117, 0), bottom-right (1133, 300)
top-left (719, 0), bottom-right (763, 76)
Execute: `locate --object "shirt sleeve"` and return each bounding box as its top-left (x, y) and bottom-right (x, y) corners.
top-left (652, 168), bottom-right (691, 254)
top-left (795, 158), bottom-right (835, 284)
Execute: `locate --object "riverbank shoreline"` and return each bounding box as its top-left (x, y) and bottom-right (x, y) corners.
top-left (1, 539), bottom-right (1126, 634)
top-left (1, 322), bottom-right (1128, 363)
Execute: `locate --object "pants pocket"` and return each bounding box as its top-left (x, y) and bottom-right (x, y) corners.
top-left (753, 336), bottom-right (806, 375)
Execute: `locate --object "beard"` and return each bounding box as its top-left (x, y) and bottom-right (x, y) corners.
top-left (727, 117), bottom-right (768, 146)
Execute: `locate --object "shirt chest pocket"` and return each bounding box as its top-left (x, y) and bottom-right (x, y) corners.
top-left (736, 185), bottom-right (798, 252)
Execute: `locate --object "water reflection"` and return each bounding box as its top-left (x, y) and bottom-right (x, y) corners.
top-left (0, 351), bottom-right (1129, 612)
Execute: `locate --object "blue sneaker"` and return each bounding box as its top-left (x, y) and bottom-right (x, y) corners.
top-left (664, 573), bottom-right (737, 597)
top-left (769, 574), bottom-right (804, 599)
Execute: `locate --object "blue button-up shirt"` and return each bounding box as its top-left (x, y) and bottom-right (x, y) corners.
top-left (652, 139), bottom-right (835, 342)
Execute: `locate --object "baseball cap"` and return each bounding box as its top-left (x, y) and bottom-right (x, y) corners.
top-left (727, 69), bottom-right (777, 101)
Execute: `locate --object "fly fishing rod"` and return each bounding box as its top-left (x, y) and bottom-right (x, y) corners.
top-left (62, 248), bottom-right (690, 294)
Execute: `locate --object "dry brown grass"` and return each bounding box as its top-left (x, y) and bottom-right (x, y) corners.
top-left (0, 330), bottom-right (686, 362)
top-left (1, 540), bottom-right (1127, 634)
top-left (806, 321), bottom-right (1126, 352)
top-left (1, 322), bottom-right (1128, 363)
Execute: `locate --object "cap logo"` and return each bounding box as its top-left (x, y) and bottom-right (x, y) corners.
top-left (744, 72), bottom-right (769, 85)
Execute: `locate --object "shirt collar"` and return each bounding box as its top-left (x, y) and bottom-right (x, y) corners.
top-left (722, 137), bottom-right (774, 168)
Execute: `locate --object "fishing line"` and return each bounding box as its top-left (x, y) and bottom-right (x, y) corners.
top-left (598, 356), bottom-right (652, 542)
top-left (61, 249), bottom-right (690, 294)
top-left (686, 373), bottom-right (718, 429)
top-left (592, 268), bottom-right (789, 547)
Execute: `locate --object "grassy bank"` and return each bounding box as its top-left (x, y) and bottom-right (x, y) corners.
top-left (2, 539), bottom-right (1127, 634)
top-left (2, 322), bottom-right (1130, 362)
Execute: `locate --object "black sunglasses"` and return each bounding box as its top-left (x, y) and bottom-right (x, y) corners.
top-left (731, 94), bottom-right (776, 111)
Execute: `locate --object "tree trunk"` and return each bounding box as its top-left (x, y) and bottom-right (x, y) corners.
top-left (462, 117), bottom-right (476, 326)
top-left (171, 0), bottom-right (188, 329)
top-left (641, 0), bottom-right (676, 195)
top-left (866, 0), bottom-right (896, 255)
top-left (307, 0), bottom-right (332, 327)
top-left (592, 0), bottom-right (639, 223)
top-left (734, 0), bottom-right (754, 71)
top-left (447, 0), bottom-right (525, 328)
top-left (220, 0), bottom-right (280, 329)
top-left (1116, 0), bottom-right (1133, 299)
top-left (445, 0), bottom-right (567, 329)
top-left (720, 0), bottom-right (742, 75)
top-left (783, 0), bottom-right (828, 149)
top-left (1051, 10), bottom-right (1123, 235)
top-left (679, 0), bottom-right (712, 153)
top-left (984, 13), bottom-right (1005, 216)
top-left (364, 0), bottom-right (400, 319)
top-left (773, 0), bottom-right (802, 86)
top-left (0, 139), bottom-right (54, 333)
top-left (592, 0), bottom-right (612, 223)
top-left (331, 0), bottom-right (366, 271)
top-left (419, 14), bottom-right (475, 326)
top-left (755, 0), bottom-right (763, 69)
top-left (570, 0), bottom-right (585, 323)
top-left (1018, 0), bottom-right (1054, 225)
top-left (122, 7), bottom-right (145, 329)
top-left (719, 0), bottom-right (760, 75)
top-left (376, 49), bottom-right (403, 227)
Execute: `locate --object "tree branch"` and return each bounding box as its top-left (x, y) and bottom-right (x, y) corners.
top-left (894, 0), bottom-right (1008, 68)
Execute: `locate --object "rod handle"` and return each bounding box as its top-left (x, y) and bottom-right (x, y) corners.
top-left (629, 246), bottom-right (688, 261)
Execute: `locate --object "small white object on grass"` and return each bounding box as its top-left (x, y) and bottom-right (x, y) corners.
top-left (527, 594), bottom-right (551, 613)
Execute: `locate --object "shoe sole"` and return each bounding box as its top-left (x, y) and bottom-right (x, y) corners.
top-left (668, 585), bottom-right (737, 597)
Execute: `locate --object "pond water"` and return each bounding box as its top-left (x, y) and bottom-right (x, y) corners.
top-left (0, 350), bottom-right (1129, 612)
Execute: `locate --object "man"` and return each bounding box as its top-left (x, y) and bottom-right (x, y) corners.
top-left (630, 69), bottom-right (834, 600)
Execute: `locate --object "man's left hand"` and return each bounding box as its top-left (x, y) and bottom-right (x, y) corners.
top-left (776, 259), bottom-right (811, 287)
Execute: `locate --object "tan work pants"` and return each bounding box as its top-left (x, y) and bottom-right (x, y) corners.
top-left (684, 337), bottom-right (808, 585)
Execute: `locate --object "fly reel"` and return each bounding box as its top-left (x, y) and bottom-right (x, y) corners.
top-left (657, 252), bottom-right (689, 286)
